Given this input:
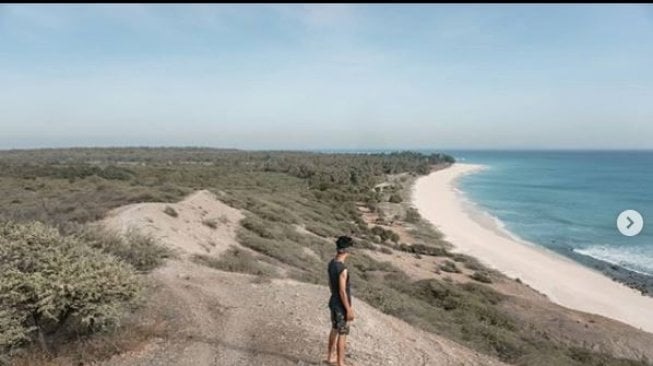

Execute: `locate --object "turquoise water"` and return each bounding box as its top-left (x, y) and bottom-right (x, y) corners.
top-left (445, 151), bottom-right (653, 276)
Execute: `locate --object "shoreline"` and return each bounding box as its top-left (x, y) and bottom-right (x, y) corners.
top-left (413, 163), bottom-right (653, 334)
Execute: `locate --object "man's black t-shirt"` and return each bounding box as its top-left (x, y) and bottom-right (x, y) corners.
top-left (327, 258), bottom-right (351, 311)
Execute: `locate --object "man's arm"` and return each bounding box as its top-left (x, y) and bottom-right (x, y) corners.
top-left (339, 269), bottom-right (354, 321)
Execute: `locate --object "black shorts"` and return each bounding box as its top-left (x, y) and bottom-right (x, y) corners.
top-left (330, 307), bottom-right (350, 335)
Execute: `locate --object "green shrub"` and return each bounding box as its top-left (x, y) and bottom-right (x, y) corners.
top-left (405, 207), bottom-right (421, 223)
top-left (356, 239), bottom-right (376, 250)
top-left (241, 216), bottom-right (278, 239)
top-left (471, 271), bottom-right (493, 284)
top-left (396, 243), bottom-right (450, 257)
top-left (97, 166), bottom-right (134, 181)
top-left (452, 253), bottom-right (468, 263)
top-left (304, 222), bottom-right (339, 238)
top-left (440, 260), bottom-right (461, 273)
top-left (236, 228), bottom-right (320, 271)
top-left (350, 253), bottom-right (399, 273)
top-left (81, 228), bottom-right (172, 272)
top-left (192, 249), bottom-right (277, 277)
top-left (371, 225), bottom-right (396, 242)
top-left (0, 309), bottom-right (28, 351)
top-left (388, 193), bottom-right (403, 203)
top-left (163, 206), bottom-right (178, 217)
top-left (464, 257), bottom-right (485, 271)
top-left (0, 222), bottom-right (141, 352)
top-left (460, 282), bottom-right (505, 306)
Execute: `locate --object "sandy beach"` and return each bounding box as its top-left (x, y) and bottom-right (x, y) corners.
top-left (413, 163), bottom-right (653, 334)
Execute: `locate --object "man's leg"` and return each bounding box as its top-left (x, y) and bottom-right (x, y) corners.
top-left (327, 328), bottom-right (338, 363)
top-left (333, 310), bottom-right (350, 366)
top-left (337, 333), bottom-right (347, 366)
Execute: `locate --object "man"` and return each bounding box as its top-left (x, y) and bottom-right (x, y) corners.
top-left (326, 235), bottom-right (354, 366)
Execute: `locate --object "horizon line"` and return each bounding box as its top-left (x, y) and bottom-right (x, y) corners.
top-left (1, 145), bottom-right (653, 153)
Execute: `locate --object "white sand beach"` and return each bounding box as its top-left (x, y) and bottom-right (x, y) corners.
top-left (413, 163), bottom-right (653, 334)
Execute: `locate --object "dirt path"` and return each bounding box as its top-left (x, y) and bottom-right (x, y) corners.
top-left (100, 260), bottom-right (506, 366)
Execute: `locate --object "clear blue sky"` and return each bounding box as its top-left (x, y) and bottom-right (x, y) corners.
top-left (1, 4), bottom-right (652, 150)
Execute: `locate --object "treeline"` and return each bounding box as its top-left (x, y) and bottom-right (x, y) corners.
top-left (0, 147), bottom-right (452, 168)
top-left (260, 151), bottom-right (453, 191)
top-left (0, 163), bottom-right (135, 181)
top-left (0, 148), bottom-right (454, 191)
top-left (0, 147), bottom-right (241, 164)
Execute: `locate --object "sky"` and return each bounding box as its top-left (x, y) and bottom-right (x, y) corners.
top-left (1, 4), bottom-right (652, 150)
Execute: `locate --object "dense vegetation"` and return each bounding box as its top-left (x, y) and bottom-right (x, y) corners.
top-left (0, 222), bottom-right (141, 354)
top-left (0, 147), bottom-right (649, 366)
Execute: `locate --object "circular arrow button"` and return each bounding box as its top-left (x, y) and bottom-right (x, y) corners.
top-left (617, 210), bottom-right (644, 237)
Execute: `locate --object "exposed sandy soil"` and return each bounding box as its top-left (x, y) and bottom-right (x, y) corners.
top-left (99, 260), bottom-right (506, 366)
top-left (101, 190), bottom-right (244, 258)
top-left (97, 190), bottom-right (507, 366)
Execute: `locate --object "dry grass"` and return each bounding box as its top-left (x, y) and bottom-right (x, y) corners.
top-left (192, 248), bottom-right (278, 278)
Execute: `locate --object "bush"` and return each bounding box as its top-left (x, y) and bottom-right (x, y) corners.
top-left (471, 271), bottom-right (493, 284)
top-left (81, 228), bottom-right (172, 272)
top-left (0, 222), bottom-right (141, 352)
top-left (241, 216), bottom-right (278, 239)
top-left (370, 225), bottom-right (396, 242)
top-left (163, 206), bottom-right (178, 217)
top-left (236, 228), bottom-right (320, 271)
top-left (396, 243), bottom-right (450, 257)
top-left (192, 248), bottom-right (277, 277)
top-left (97, 165), bottom-right (134, 181)
top-left (405, 208), bottom-right (421, 223)
top-left (388, 193), bottom-right (403, 203)
top-left (356, 239), bottom-right (376, 250)
top-left (440, 260), bottom-right (461, 273)
top-left (304, 222), bottom-right (339, 238)
top-left (464, 257), bottom-right (485, 271)
top-left (0, 309), bottom-right (27, 351)
top-left (351, 254), bottom-right (400, 274)
top-left (242, 199), bottom-right (299, 224)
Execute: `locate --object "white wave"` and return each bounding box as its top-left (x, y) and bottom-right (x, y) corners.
top-left (574, 245), bottom-right (653, 276)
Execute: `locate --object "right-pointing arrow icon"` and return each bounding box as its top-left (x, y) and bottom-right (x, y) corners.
top-left (626, 217), bottom-right (634, 229)
top-left (618, 210), bottom-right (644, 237)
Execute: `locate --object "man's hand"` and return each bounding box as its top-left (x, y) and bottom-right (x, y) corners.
top-left (346, 308), bottom-right (355, 321)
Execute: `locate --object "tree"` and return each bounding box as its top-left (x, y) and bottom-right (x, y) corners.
top-left (0, 222), bottom-right (141, 353)
top-left (405, 208), bottom-right (421, 223)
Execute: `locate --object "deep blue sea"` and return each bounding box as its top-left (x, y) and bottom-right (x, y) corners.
top-left (444, 151), bottom-right (653, 276)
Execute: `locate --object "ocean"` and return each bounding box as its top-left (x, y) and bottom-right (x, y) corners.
top-left (446, 150), bottom-right (653, 277)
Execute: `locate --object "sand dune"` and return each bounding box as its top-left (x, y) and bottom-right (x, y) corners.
top-left (413, 163), bottom-right (653, 334)
top-left (101, 190), bottom-right (244, 257)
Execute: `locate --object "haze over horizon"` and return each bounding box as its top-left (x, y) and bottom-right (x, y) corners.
top-left (1, 4), bottom-right (652, 150)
